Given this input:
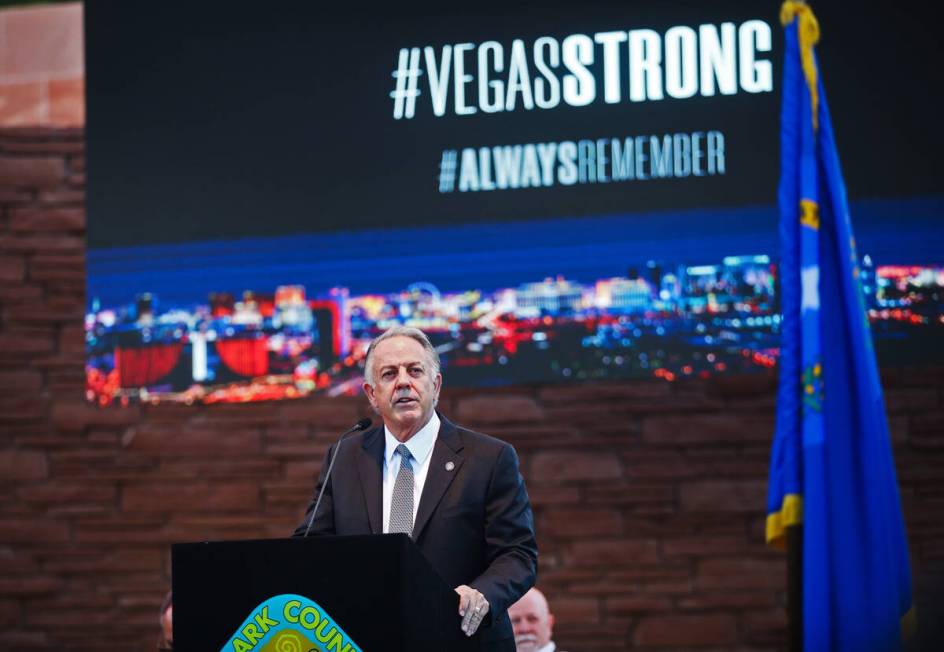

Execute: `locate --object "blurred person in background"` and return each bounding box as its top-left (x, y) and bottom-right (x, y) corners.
top-left (157, 590), bottom-right (172, 651)
top-left (509, 587), bottom-right (566, 652)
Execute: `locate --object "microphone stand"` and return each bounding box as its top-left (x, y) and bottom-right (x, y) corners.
top-left (302, 417), bottom-right (372, 537)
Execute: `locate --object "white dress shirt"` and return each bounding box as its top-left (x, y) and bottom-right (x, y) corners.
top-left (382, 412), bottom-right (440, 533)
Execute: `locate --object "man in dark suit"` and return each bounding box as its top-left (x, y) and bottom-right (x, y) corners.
top-left (294, 326), bottom-right (537, 650)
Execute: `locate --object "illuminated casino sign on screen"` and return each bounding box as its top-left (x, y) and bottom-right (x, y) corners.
top-left (83, 2), bottom-right (944, 405)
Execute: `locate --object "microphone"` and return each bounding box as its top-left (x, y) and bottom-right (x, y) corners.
top-left (302, 417), bottom-right (372, 537)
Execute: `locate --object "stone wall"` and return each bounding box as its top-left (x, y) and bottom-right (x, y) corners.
top-left (1, 127), bottom-right (942, 651)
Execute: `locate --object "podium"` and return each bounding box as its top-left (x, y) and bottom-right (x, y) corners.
top-left (172, 534), bottom-right (480, 651)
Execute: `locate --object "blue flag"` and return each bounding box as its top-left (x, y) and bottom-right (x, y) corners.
top-left (767, 2), bottom-right (913, 650)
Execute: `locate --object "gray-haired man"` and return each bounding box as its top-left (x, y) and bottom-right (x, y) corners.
top-left (295, 326), bottom-right (538, 651)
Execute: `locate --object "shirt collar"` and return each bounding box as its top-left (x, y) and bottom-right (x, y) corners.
top-left (384, 411), bottom-right (440, 466)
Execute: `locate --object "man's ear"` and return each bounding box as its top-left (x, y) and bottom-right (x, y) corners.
top-left (363, 381), bottom-right (376, 408)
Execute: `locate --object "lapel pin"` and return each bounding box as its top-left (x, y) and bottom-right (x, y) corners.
top-left (445, 461), bottom-right (455, 471)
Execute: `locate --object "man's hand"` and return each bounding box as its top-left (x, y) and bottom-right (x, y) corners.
top-left (455, 585), bottom-right (489, 637)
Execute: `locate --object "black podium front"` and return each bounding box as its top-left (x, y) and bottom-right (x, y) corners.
top-left (172, 534), bottom-right (479, 652)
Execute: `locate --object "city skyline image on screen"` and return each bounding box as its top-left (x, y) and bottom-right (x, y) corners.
top-left (83, 1), bottom-right (944, 405)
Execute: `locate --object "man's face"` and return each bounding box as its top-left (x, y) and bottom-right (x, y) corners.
top-left (509, 591), bottom-right (553, 651)
top-left (363, 336), bottom-right (441, 441)
top-left (161, 605), bottom-right (173, 644)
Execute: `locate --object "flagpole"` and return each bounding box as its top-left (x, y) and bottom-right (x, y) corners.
top-left (786, 524), bottom-right (802, 652)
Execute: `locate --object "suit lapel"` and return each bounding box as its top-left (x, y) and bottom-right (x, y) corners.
top-left (412, 415), bottom-right (465, 542)
top-left (356, 427), bottom-right (384, 534)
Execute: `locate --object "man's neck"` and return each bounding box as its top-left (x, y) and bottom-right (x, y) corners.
top-left (387, 412), bottom-right (434, 443)
top-left (391, 429), bottom-right (417, 443)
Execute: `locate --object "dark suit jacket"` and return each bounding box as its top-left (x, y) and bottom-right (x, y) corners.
top-left (293, 413), bottom-right (538, 649)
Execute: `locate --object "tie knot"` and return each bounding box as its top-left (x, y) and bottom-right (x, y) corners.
top-left (396, 444), bottom-right (412, 462)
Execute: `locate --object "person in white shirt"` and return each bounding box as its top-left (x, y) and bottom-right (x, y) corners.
top-left (509, 587), bottom-right (566, 652)
top-left (295, 326), bottom-right (537, 651)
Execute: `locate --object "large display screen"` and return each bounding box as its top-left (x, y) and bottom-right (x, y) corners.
top-left (84, 1), bottom-right (944, 405)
